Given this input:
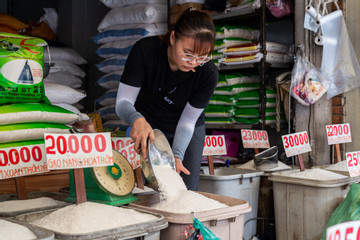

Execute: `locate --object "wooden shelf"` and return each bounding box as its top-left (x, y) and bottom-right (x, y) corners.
top-left (210, 3), bottom-right (261, 21)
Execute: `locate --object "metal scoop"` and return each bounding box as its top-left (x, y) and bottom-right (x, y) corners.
top-left (140, 129), bottom-right (175, 191)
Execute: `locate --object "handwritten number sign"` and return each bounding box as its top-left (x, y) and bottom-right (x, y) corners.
top-left (326, 123), bottom-right (352, 145)
top-left (241, 129), bottom-right (270, 149)
top-left (346, 151), bottom-right (360, 177)
top-left (45, 133), bottom-right (113, 170)
top-left (111, 137), bottom-right (133, 151)
top-left (282, 131), bottom-right (311, 157)
top-left (0, 143), bottom-right (48, 180)
top-left (326, 220), bottom-right (360, 240)
top-left (202, 135), bottom-right (227, 156)
top-left (111, 137), bottom-right (140, 169)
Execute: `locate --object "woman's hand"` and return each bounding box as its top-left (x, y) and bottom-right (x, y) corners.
top-left (130, 118), bottom-right (155, 159)
top-left (175, 157), bottom-right (190, 175)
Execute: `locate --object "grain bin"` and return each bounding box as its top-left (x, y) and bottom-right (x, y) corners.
top-left (198, 167), bottom-right (263, 240)
top-left (130, 191), bottom-right (252, 240)
top-left (15, 206), bottom-right (168, 240)
top-left (269, 169), bottom-right (360, 240)
top-left (236, 159), bottom-right (291, 238)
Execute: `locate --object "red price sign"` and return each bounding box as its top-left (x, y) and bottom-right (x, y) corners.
top-left (346, 151), bottom-right (360, 177)
top-left (119, 143), bottom-right (141, 169)
top-left (111, 137), bottom-right (133, 151)
top-left (282, 131), bottom-right (311, 157)
top-left (111, 137), bottom-right (139, 169)
top-left (45, 133), bottom-right (113, 170)
top-left (326, 220), bottom-right (360, 240)
top-left (202, 135), bottom-right (227, 156)
top-left (0, 143), bottom-right (48, 180)
top-left (326, 123), bottom-right (352, 145)
top-left (241, 129), bottom-right (270, 149)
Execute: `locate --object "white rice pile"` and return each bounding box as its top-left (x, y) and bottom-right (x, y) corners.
top-left (286, 168), bottom-right (347, 180)
top-left (151, 165), bottom-right (228, 213)
top-left (324, 160), bottom-right (348, 171)
top-left (0, 197), bottom-right (64, 213)
top-left (32, 201), bottom-right (158, 234)
top-left (0, 219), bottom-right (37, 240)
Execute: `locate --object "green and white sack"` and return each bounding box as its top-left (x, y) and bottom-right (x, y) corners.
top-left (0, 122), bottom-right (72, 143)
top-left (0, 33), bottom-right (48, 104)
top-left (0, 103), bottom-right (79, 125)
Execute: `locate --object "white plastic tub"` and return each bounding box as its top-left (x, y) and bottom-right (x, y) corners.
top-left (269, 169), bottom-right (360, 240)
top-left (15, 206), bottom-right (168, 240)
top-left (198, 167), bottom-right (264, 240)
top-left (0, 218), bottom-right (54, 240)
top-left (129, 191), bottom-right (252, 240)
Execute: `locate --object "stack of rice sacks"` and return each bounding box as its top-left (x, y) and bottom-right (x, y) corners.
top-left (0, 33), bottom-right (79, 171)
top-left (213, 24), bottom-right (261, 67)
top-left (205, 24), bottom-right (287, 125)
top-left (94, 0), bottom-right (168, 131)
top-left (43, 46), bottom-right (87, 117)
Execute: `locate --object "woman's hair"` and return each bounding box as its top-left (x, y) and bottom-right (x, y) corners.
top-left (161, 8), bottom-right (216, 55)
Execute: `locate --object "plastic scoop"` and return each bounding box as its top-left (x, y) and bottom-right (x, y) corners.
top-left (140, 129), bottom-right (175, 191)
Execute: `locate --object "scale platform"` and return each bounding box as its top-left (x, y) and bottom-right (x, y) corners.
top-left (67, 150), bottom-right (138, 206)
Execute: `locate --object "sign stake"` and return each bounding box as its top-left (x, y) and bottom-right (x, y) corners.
top-left (14, 177), bottom-right (27, 200)
top-left (73, 169), bottom-right (87, 204)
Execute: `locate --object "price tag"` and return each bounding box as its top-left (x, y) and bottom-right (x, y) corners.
top-left (111, 137), bottom-right (140, 169)
top-left (45, 133), bottom-right (113, 170)
top-left (118, 143), bottom-right (141, 169)
top-left (202, 135), bottom-right (227, 156)
top-left (346, 151), bottom-right (360, 177)
top-left (282, 131), bottom-right (311, 157)
top-left (0, 143), bottom-right (49, 180)
top-left (241, 129), bottom-right (270, 149)
top-left (326, 123), bottom-right (352, 145)
top-left (111, 137), bottom-right (133, 151)
top-left (326, 220), bottom-right (360, 240)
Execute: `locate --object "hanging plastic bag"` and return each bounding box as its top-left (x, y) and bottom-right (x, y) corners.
top-left (290, 46), bottom-right (328, 106)
top-left (266, 0), bottom-right (292, 18)
top-left (193, 217), bottom-right (221, 240)
top-left (319, 7), bottom-right (360, 99)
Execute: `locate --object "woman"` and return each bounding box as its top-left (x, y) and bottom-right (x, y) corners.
top-left (115, 8), bottom-right (218, 190)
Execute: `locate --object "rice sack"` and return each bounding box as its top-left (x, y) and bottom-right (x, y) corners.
top-left (0, 33), bottom-right (48, 104)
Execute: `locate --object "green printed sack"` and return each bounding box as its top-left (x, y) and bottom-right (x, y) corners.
top-left (205, 117), bottom-right (234, 124)
top-left (0, 33), bottom-right (48, 104)
top-left (209, 94), bottom-right (234, 105)
top-left (0, 139), bottom-right (45, 148)
top-left (0, 103), bottom-right (80, 125)
top-left (0, 122), bottom-right (72, 143)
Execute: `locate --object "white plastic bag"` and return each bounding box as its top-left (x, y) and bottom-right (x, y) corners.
top-left (319, 9), bottom-right (360, 98)
top-left (290, 46), bottom-right (328, 106)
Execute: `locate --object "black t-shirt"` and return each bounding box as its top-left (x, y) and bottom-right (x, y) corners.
top-left (120, 36), bottom-right (218, 134)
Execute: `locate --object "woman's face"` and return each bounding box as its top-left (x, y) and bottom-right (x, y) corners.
top-left (168, 31), bottom-right (211, 72)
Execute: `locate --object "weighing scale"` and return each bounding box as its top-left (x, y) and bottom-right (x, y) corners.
top-left (67, 150), bottom-right (138, 206)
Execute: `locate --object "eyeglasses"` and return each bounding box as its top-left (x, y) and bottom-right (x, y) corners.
top-left (181, 53), bottom-right (212, 64)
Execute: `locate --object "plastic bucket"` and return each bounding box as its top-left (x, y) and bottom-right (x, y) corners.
top-left (254, 146), bottom-right (278, 170)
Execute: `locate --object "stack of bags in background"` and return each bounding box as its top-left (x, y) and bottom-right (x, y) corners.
top-left (43, 46), bottom-right (88, 118)
top-left (214, 24), bottom-right (261, 66)
top-left (94, 0), bottom-right (168, 131)
top-left (0, 10), bottom-right (57, 41)
top-left (204, 72), bottom-right (285, 125)
top-left (0, 33), bottom-right (79, 155)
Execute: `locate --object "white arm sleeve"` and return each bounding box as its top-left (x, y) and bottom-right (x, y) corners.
top-left (115, 83), bottom-right (143, 125)
top-left (172, 102), bottom-right (204, 160)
